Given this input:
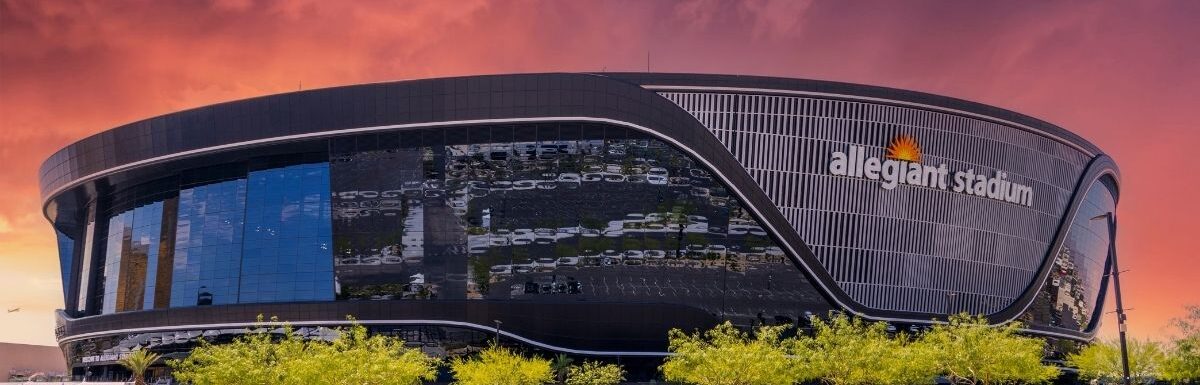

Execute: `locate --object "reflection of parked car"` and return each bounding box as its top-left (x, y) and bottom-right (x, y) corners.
top-left (602, 173), bottom-right (625, 183)
top-left (534, 237), bottom-right (555, 245)
top-left (647, 175), bottom-right (668, 185)
top-left (490, 265), bottom-right (512, 275)
top-left (536, 181), bottom-right (557, 190)
top-left (513, 180), bottom-right (536, 190)
top-left (534, 258), bottom-right (557, 269)
top-left (556, 257), bottom-right (579, 266)
top-left (582, 173), bottom-right (603, 182)
top-left (557, 173), bottom-right (581, 183)
top-left (602, 250), bottom-right (623, 265)
top-left (382, 256), bottom-right (403, 264)
top-left (644, 250), bottom-right (666, 259)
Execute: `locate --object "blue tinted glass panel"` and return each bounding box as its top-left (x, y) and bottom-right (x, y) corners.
top-left (239, 163), bottom-right (335, 303)
top-left (101, 211), bottom-right (132, 314)
top-left (133, 202), bottom-right (164, 309)
top-left (56, 230), bottom-right (75, 305)
top-left (171, 179), bottom-right (247, 307)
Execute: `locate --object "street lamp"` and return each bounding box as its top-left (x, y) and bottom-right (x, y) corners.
top-left (1091, 212), bottom-right (1130, 385)
top-left (493, 319), bottom-right (503, 345)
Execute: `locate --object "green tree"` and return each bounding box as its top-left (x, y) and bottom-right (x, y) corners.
top-left (1163, 305), bottom-right (1200, 384)
top-left (450, 345), bottom-right (553, 385)
top-left (118, 349), bottom-right (160, 385)
top-left (170, 317), bottom-right (438, 385)
top-left (918, 313), bottom-right (1058, 385)
top-left (1068, 338), bottom-right (1165, 384)
top-left (552, 354), bottom-right (574, 383)
top-left (285, 322), bottom-right (439, 384)
top-left (660, 322), bottom-right (802, 385)
top-left (794, 312), bottom-right (936, 385)
top-left (566, 361), bottom-right (626, 385)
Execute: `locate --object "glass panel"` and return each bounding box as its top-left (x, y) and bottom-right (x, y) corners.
top-left (153, 197), bottom-right (178, 309)
top-left (132, 202), bottom-right (164, 310)
top-left (330, 124), bottom-right (833, 326)
top-left (76, 217), bottom-right (96, 313)
top-left (1019, 179), bottom-right (1116, 332)
top-left (240, 163), bottom-right (335, 303)
top-left (101, 210), bottom-right (131, 314)
top-left (56, 230), bottom-right (75, 305)
top-left (171, 179), bottom-right (247, 307)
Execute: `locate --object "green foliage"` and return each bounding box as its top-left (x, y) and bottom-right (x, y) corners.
top-left (566, 361), bottom-right (626, 385)
top-left (552, 354), bottom-right (574, 383)
top-left (661, 322), bottom-right (801, 385)
top-left (919, 313), bottom-right (1058, 385)
top-left (556, 243), bottom-right (579, 257)
top-left (1164, 305), bottom-right (1200, 383)
top-left (170, 316), bottom-right (438, 385)
top-left (118, 349), bottom-right (160, 385)
top-left (794, 312), bottom-right (935, 385)
top-left (450, 345), bottom-right (553, 385)
top-left (1068, 338), bottom-right (1165, 384)
top-left (470, 259), bottom-right (491, 294)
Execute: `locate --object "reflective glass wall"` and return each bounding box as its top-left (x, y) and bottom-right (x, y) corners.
top-left (170, 180), bottom-right (247, 307)
top-left (1019, 178), bottom-right (1117, 332)
top-left (240, 163), bottom-right (335, 303)
top-left (70, 124), bottom-right (831, 326)
top-left (328, 124), bottom-right (831, 326)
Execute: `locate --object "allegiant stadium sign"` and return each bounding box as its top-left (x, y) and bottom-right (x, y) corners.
top-left (828, 135), bottom-right (1035, 207)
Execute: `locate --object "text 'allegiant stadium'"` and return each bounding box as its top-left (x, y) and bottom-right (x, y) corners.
top-left (827, 143), bottom-right (1034, 207)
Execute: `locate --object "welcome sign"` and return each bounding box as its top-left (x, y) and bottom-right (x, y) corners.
top-left (828, 135), bottom-right (1035, 207)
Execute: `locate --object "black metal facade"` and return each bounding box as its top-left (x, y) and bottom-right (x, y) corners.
top-left (42, 73), bottom-right (1120, 370)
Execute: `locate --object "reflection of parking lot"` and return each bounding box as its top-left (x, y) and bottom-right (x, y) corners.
top-left (488, 265), bottom-right (830, 323)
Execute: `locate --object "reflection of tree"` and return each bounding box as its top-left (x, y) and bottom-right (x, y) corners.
top-left (555, 244), bottom-right (578, 257)
top-left (470, 259), bottom-right (491, 295)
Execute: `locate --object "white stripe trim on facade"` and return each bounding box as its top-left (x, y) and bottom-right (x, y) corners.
top-left (58, 319), bottom-right (669, 357)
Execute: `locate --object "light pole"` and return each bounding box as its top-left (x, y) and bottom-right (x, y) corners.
top-left (493, 319), bottom-right (503, 345)
top-left (1091, 212), bottom-right (1130, 385)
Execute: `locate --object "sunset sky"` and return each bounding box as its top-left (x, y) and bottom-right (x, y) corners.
top-left (1, 0), bottom-right (1198, 346)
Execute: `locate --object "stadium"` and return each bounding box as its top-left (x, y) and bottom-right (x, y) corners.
top-left (40, 73), bottom-right (1119, 380)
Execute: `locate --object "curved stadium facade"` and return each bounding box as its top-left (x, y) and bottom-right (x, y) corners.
top-left (42, 73), bottom-right (1119, 378)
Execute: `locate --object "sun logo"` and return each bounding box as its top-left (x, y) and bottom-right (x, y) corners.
top-left (886, 134), bottom-right (922, 163)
